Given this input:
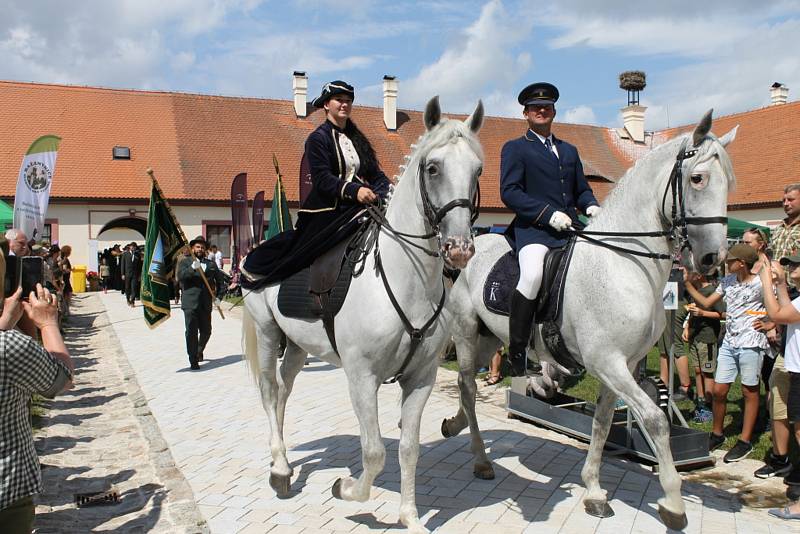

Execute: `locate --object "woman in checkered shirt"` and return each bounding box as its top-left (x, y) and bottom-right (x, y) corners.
top-left (0, 248), bottom-right (72, 534)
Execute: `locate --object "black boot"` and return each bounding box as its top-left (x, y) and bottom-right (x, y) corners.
top-left (507, 290), bottom-right (537, 377)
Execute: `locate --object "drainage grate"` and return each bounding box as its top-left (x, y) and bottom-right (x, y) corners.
top-left (74, 489), bottom-right (120, 507)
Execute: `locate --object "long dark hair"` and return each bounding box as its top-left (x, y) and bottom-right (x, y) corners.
top-left (344, 119), bottom-right (381, 179)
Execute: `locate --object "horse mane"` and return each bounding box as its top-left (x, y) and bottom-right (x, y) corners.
top-left (392, 118), bottom-right (484, 184)
top-left (593, 132), bottom-right (736, 227)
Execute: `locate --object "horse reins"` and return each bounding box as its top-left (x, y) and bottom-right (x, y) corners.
top-left (342, 157), bottom-right (481, 384)
top-left (568, 138), bottom-right (726, 260)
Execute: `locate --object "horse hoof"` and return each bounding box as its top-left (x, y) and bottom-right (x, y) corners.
top-left (584, 499), bottom-right (614, 518)
top-left (473, 463), bottom-right (495, 480)
top-left (269, 473), bottom-right (291, 498)
top-left (658, 505), bottom-right (688, 530)
top-left (441, 419), bottom-right (452, 438)
top-left (331, 478), bottom-right (343, 500)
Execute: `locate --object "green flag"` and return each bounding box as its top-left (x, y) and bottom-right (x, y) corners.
top-left (266, 174), bottom-right (293, 240)
top-left (141, 177), bottom-right (187, 328)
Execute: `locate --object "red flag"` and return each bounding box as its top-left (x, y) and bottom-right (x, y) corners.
top-left (230, 173), bottom-right (252, 268)
top-left (299, 152), bottom-right (312, 205)
top-left (252, 190), bottom-right (265, 243)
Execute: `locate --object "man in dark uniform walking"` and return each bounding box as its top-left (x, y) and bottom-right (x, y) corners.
top-left (121, 242), bottom-right (140, 307)
top-left (500, 82), bottom-right (601, 376)
top-left (178, 236), bottom-right (224, 370)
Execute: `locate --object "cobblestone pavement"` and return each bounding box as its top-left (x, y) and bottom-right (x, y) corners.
top-left (40, 291), bottom-right (799, 533)
top-left (33, 293), bottom-right (207, 533)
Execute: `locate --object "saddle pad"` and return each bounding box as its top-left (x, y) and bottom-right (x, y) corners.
top-left (483, 251), bottom-right (518, 316)
top-left (277, 260), bottom-right (353, 320)
top-left (482, 237), bottom-right (576, 324)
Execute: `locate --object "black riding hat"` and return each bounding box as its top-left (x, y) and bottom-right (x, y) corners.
top-left (189, 235), bottom-right (207, 247)
top-left (518, 82), bottom-right (559, 107)
top-left (312, 80), bottom-right (355, 108)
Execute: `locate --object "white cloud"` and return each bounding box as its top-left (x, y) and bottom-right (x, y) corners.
top-left (0, 1), bottom-right (266, 89)
top-left (402, 0), bottom-right (535, 115)
top-left (528, 1), bottom-right (800, 128)
top-left (561, 105), bottom-right (597, 125)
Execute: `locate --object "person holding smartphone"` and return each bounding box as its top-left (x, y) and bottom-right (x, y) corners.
top-left (759, 252), bottom-right (800, 520)
top-left (0, 245), bottom-right (73, 534)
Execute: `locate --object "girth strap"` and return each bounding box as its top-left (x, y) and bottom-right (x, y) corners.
top-left (375, 250), bottom-right (447, 384)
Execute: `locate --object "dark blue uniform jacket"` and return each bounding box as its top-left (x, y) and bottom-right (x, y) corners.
top-left (299, 120), bottom-right (391, 214)
top-left (500, 132), bottom-right (598, 249)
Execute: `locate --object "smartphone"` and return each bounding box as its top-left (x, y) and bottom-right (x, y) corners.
top-left (4, 255), bottom-right (21, 298)
top-left (20, 256), bottom-right (44, 298)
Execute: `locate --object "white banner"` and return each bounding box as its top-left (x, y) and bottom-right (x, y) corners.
top-left (13, 135), bottom-right (61, 242)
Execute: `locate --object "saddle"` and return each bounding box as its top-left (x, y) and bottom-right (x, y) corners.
top-left (482, 237), bottom-right (581, 372)
top-left (277, 237), bottom-right (354, 352)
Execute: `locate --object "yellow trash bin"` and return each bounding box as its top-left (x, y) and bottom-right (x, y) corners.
top-left (71, 265), bottom-right (87, 293)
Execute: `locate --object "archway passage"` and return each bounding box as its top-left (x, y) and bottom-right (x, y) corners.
top-left (98, 216), bottom-right (147, 237)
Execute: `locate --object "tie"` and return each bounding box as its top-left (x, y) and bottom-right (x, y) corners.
top-left (544, 138), bottom-right (558, 160)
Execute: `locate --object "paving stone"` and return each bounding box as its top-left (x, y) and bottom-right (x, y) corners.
top-left (52, 291), bottom-right (794, 534)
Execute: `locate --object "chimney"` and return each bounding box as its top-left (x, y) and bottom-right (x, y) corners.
top-left (618, 71), bottom-right (647, 143)
top-left (292, 71), bottom-right (308, 118)
top-left (383, 75), bottom-right (398, 131)
top-left (770, 82), bottom-right (789, 106)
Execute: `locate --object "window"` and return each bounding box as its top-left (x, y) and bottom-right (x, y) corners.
top-left (205, 224), bottom-right (232, 258)
top-left (112, 146), bottom-right (131, 159)
top-left (40, 223), bottom-right (52, 244)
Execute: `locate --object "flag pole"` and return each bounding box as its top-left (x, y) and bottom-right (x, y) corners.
top-left (146, 168), bottom-right (225, 319)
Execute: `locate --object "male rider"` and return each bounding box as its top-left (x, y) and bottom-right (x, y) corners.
top-left (500, 82), bottom-right (601, 376)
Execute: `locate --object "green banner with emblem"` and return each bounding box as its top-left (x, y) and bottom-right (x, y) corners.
top-left (141, 176), bottom-right (188, 328)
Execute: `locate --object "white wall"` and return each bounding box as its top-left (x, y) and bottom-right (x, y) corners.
top-left (729, 207), bottom-right (784, 228)
top-left (47, 199), bottom-right (779, 268)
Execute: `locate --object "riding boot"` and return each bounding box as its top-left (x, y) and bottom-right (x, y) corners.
top-left (507, 290), bottom-right (537, 377)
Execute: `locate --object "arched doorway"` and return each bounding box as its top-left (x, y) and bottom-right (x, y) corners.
top-left (95, 216), bottom-right (147, 293)
top-left (98, 216), bottom-right (147, 237)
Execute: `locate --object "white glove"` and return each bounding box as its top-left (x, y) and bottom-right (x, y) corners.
top-left (586, 205), bottom-right (602, 217)
top-left (191, 259), bottom-right (201, 271)
top-left (548, 211), bottom-right (572, 231)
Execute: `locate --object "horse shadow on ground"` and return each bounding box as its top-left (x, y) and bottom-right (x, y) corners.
top-left (35, 466), bottom-right (167, 534)
top-left (277, 429), bottom-right (743, 530)
top-left (302, 357), bottom-right (337, 372)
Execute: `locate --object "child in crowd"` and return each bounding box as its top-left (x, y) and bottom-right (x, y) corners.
top-left (99, 258), bottom-right (111, 294)
top-left (758, 251), bottom-right (800, 520)
top-left (682, 271), bottom-right (725, 423)
top-left (685, 243), bottom-right (769, 463)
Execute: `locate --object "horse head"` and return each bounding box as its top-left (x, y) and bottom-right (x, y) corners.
top-left (679, 109), bottom-right (738, 274)
top-left (417, 96), bottom-right (484, 269)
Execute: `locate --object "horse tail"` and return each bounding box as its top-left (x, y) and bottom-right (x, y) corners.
top-left (242, 305), bottom-right (261, 385)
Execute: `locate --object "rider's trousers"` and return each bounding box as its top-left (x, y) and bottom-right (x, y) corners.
top-left (515, 243), bottom-right (549, 300)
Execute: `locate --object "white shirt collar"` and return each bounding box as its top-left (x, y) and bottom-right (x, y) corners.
top-left (528, 129), bottom-right (553, 145)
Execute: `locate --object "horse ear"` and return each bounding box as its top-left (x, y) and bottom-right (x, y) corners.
top-left (424, 96), bottom-right (441, 131)
top-left (464, 100), bottom-right (484, 133)
top-left (717, 125), bottom-right (739, 147)
top-left (692, 109), bottom-right (713, 147)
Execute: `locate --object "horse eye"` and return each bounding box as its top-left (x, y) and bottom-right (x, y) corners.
top-left (427, 164), bottom-right (439, 175)
top-left (690, 174), bottom-right (703, 184)
top-left (476, 166), bottom-right (483, 177)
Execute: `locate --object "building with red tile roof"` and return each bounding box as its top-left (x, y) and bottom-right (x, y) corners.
top-left (0, 78), bottom-right (795, 268)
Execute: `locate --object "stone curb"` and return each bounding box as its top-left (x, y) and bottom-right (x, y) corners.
top-left (99, 296), bottom-right (210, 534)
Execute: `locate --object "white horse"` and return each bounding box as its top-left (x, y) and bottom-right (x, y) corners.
top-left (441, 111), bottom-right (737, 530)
top-left (242, 97), bottom-right (484, 533)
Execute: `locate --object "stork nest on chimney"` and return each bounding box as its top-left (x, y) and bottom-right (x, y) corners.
top-left (619, 71), bottom-right (647, 91)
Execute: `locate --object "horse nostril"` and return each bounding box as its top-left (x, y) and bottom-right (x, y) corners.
top-left (701, 253), bottom-right (717, 266)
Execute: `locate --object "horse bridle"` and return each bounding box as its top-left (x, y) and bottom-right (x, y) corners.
top-left (418, 159), bottom-right (482, 234)
top-left (571, 138), bottom-right (727, 260)
top-left (350, 153), bottom-right (481, 384)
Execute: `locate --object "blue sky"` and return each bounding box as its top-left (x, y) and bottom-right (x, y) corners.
top-left (1, 0), bottom-right (799, 130)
